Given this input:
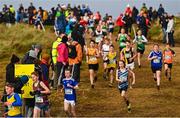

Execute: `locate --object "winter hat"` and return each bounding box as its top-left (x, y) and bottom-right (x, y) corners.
top-left (34, 44), bottom-right (41, 50)
top-left (29, 50), bottom-right (37, 59)
top-left (11, 54), bottom-right (20, 63)
top-left (20, 75), bottom-right (29, 84)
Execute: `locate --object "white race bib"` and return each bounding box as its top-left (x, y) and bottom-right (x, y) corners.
top-left (153, 59), bottom-right (160, 63)
top-left (65, 89), bottom-right (73, 95)
top-left (35, 96), bottom-right (44, 103)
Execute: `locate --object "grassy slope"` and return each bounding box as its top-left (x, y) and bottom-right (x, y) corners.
top-left (0, 18), bottom-right (180, 116)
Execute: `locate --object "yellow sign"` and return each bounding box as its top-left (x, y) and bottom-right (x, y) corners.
top-left (15, 64), bottom-right (34, 98)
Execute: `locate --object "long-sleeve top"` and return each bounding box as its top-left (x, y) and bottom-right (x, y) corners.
top-left (57, 43), bottom-right (68, 64)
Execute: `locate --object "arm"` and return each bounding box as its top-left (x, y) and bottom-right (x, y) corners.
top-left (40, 81), bottom-right (50, 94)
top-left (95, 49), bottom-right (100, 58)
top-left (120, 50), bottom-right (124, 60)
top-left (128, 69), bottom-right (135, 85)
top-left (148, 52), bottom-right (156, 61)
top-left (115, 69), bottom-right (120, 82)
top-left (12, 94), bottom-right (22, 106)
top-left (76, 44), bottom-right (83, 63)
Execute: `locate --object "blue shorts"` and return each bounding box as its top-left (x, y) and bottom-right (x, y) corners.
top-left (118, 82), bottom-right (128, 92)
top-left (151, 66), bottom-right (162, 73)
top-left (7, 114), bottom-right (23, 118)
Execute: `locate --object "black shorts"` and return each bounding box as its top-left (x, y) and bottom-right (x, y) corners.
top-left (151, 67), bottom-right (162, 73)
top-left (108, 28), bottom-right (114, 33)
top-left (103, 60), bottom-right (109, 63)
top-left (88, 64), bottom-right (99, 71)
top-left (164, 63), bottom-right (173, 69)
top-left (137, 49), bottom-right (145, 54)
top-left (108, 67), bottom-right (115, 72)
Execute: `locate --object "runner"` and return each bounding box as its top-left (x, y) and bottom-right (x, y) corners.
top-left (116, 60), bottom-right (135, 113)
top-left (121, 40), bottom-right (136, 88)
top-left (31, 71), bottom-right (51, 117)
top-left (85, 40), bottom-right (100, 88)
top-left (62, 69), bottom-right (79, 117)
top-left (4, 83), bottom-right (22, 117)
top-left (148, 44), bottom-right (163, 90)
top-left (117, 28), bottom-right (128, 53)
top-left (107, 16), bottom-right (114, 41)
top-left (133, 29), bottom-right (148, 68)
top-left (107, 45), bottom-right (117, 87)
top-left (95, 25), bottom-right (103, 51)
top-left (163, 43), bottom-right (175, 81)
top-left (101, 38), bottom-right (110, 80)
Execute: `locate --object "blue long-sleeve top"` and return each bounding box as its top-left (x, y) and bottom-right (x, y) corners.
top-left (7, 93), bottom-right (22, 106)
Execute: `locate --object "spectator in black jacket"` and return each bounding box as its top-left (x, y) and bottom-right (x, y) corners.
top-left (6, 54), bottom-right (20, 84)
top-left (160, 13), bottom-right (168, 43)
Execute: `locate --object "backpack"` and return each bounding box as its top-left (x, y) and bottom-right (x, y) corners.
top-left (68, 44), bottom-right (77, 59)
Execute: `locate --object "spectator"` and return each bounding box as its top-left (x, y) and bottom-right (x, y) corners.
top-left (158, 4), bottom-right (165, 17)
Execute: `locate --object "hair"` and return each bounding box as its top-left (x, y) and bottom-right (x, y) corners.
top-left (31, 71), bottom-right (39, 77)
top-left (126, 40), bottom-right (131, 44)
top-left (65, 68), bottom-right (71, 72)
top-left (118, 60), bottom-right (126, 68)
top-left (110, 44), bottom-right (114, 48)
top-left (153, 43), bottom-right (159, 47)
top-left (90, 39), bottom-right (95, 44)
top-left (6, 83), bottom-right (15, 88)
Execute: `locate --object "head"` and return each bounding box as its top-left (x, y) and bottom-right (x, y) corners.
top-left (31, 71), bottom-right (39, 82)
top-left (104, 38), bottom-right (109, 45)
top-left (153, 44), bottom-right (159, 52)
top-left (11, 54), bottom-right (20, 64)
top-left (33, 44), bottom-right (41, 54)
top-left (120, 28), bottom-right (125, 34)
top-left (109, 16), bottom-right (112, 20)
top-left (165, 43), bottom-right (170, 49)
top-left (126, 40), bottom-right (131, 48)
top-left (137, 29), bottom-right (142, 36)
top-left (5, 83), bottom-right (15, 95)
top-left (109, 45), bottom-right (114, 52)
top-left (118, 60), bottom-right (126, 69)
top-left (90, 40), bottom-right (95, 48)
top-left (65, 68), bottom-right (71, 78)
top-left (61, 35), bottom-right (68, 43)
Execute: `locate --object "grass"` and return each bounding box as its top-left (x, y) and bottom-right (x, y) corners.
top-left (0, 18), bottom-right (180, 116)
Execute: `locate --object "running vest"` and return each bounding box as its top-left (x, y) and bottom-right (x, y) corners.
top-left (118, 68), bottom-right (128, 82)
top-left (102, 44), bottom-right (110, 60)
top-left (122, 48), bottom-right (134, 64)
top-left (108, 20), bottom-right (114, 29)
top-left (33, 81), bottom-right (48, 104)
top-left (163, 49), bottom-right (174, 64)
top-left (102, 25), bottom-right (107, 32)
top-left (119, 34), bottom-right (127, 48)
top-left (136, 36), bottom-right (145, 50)
top-left (87, 48), bottom-right (98, 64)
top-left (107, 52), bottom-right (117, 68)
top-left (7, 93), bottom-right (21, 116)
top-left (95, 30), bottom-right (103, 43)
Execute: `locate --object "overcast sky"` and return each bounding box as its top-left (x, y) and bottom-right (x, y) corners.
top-left (0, 0), bottom-right (180, 18)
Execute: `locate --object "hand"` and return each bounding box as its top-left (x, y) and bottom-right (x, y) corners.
top-left (67, 83), bottom-right (73, 88)
top-left (129, 58), bottom-right (133, 62)
top-left (34, 90), bottom-right (41, 95)
top-left (153, 56), bottom-right (157, 59)
top-left (62, 62), bottom-right (66, 65)
top-left (4, 102), bottom-right (12, 106)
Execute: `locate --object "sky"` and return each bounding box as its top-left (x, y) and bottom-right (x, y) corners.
top-left (0, 0), bottom-right (180, 18)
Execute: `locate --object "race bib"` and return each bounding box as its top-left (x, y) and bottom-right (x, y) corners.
top-left (165, 55), bottom-right (171, 60)
top-left (125, 53), bottom-right (131, 58)
top-left (89, 56), bottom-right (97, 61)
top-left (119, 76), bottom-right (127, 82)
top-left (35, 96), bottom-right (44, 103)
top-left (8, 105), bottom-right (13, 110)
top-left (65, 89), bottom-right (73, 95)
top-left (153, 59), bottom-right (160, 63)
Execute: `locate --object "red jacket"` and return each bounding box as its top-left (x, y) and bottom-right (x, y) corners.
top-left (116, 16), bottom-right (124, 27)
top-left (57, 43), bottom-right (68, 64)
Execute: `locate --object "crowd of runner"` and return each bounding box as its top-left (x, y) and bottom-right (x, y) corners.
top-left (1, 2), bottom-right (176, 117)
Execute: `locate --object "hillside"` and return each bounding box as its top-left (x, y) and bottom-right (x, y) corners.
top-left (0, 18), bottom-right (180, 116)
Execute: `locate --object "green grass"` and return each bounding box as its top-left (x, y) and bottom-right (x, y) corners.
top-left (0, 18), bottom-right (180, 116)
